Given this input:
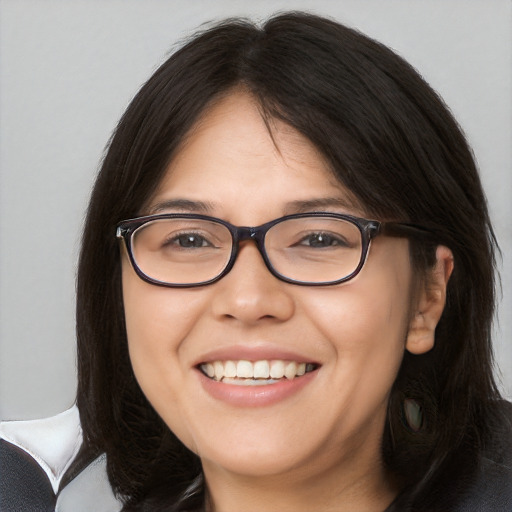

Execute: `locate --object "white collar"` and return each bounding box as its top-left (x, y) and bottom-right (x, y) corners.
top-left (0, 405), bottom-right (82, 494)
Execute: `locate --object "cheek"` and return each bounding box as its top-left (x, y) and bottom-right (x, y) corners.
top-left (122, 252), bottom-right (204, 335)
top-left (121, 263), bottom-right (211, 452)
top-left (303, 245), bottom-right (413, 395)
top-left (121, 260), bottom-right (200, 398)
top-left (307, 282), bottom-right (410, 352)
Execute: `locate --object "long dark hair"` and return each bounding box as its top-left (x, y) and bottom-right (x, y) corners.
top-left (76, 12), bottom-right (502, 510)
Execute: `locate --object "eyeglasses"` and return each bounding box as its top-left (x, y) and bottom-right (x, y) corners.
top-left (116, 212), bottom-right (431, 287)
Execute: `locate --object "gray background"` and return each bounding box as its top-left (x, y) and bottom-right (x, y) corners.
top-left (1, 0), bottom-right (510, 420)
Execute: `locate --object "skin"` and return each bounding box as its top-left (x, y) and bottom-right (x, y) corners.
top-left (122, 91), bottom-right (453, 512)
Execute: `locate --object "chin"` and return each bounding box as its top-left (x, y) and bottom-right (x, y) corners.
top-left (184, 416), bottom-right (331, 480)
top-left (199, 445), bottom-right (307, 478)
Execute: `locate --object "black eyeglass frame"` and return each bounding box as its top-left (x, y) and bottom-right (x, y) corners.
top-left (116, 212), bottom-right (433, 288)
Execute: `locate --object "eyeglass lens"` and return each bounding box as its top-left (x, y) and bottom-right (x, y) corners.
top-left (130, 216), bottom-right (364, 285)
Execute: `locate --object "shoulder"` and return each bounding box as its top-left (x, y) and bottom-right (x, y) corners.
top-left (0, 406), bottom-right (122, 511)
top-left (465, 399), bottom-right (512, 509)
top-left (436, 399), bottom-right (512, 511)
top-left (388, 400), bottom-right (512, 512)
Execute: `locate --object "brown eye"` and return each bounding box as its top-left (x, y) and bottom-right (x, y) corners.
top-left (298, 232), bottom-right (347, 248)
top-left (171, 234), bottom-right (210, 248)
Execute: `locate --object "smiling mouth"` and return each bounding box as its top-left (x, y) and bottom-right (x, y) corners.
top-left (199, 359), bottom-right (318, 386)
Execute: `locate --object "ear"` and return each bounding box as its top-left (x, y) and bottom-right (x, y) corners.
top-left (406, 246), bottom-right (454, 355)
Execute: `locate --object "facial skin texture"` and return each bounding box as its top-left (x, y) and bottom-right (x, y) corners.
top-left (122, 92), bottom-right (452, 512)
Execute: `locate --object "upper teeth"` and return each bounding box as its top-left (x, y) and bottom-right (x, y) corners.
top-left (200, 360), bottom-right (314, 381)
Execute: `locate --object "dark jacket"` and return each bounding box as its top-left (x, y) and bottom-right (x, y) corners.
top-left (387, 401), bottom-right (512, 511)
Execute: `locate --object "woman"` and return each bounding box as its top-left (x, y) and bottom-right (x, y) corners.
top-left (74, 12), bottom-right (510, 511)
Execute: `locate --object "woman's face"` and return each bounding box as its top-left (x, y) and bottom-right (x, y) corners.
top-left (122, 92), bottom-right (415, 483)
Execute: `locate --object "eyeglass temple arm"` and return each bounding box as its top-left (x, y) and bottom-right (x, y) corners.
top-left (379, 222), bottom-right (434, 240)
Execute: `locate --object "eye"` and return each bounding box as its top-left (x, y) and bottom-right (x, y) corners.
top-left (166, 233), bottom-right (212, 249)
top-left (298, 232), bottom-right (347, 248)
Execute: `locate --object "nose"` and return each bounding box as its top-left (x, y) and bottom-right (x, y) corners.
top-left (210, 241), bottom-right (295, 325)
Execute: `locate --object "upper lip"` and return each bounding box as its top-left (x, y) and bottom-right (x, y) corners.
top-left (193, 344), bottom-right (321, 367)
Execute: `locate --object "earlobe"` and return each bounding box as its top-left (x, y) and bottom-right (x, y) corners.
top-left (406, 246), bottom-right (454, 355)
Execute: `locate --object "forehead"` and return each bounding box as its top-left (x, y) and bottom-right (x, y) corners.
top-left (147, 91), bottom-right (363, 218)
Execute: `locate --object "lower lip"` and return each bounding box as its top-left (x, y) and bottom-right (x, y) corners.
top-left (197, 369), bottom-right (318, 407)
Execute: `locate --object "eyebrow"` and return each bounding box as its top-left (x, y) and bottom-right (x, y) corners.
top-left (283, 197), bottom-right (359, 215)
top-left (146, 199), bottom-right (216, 215)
